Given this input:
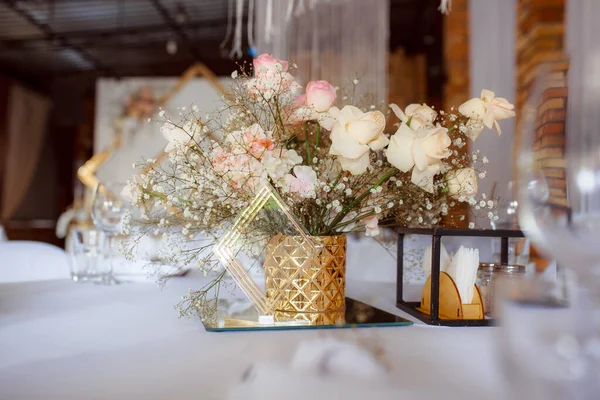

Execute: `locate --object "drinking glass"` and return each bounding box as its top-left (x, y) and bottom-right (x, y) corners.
top-left (496, 278), bottom-right (600, 399)
top-left (69, 227), bottom-right (109, 282)
top-left (513, 58), bottom-right (600, 397)
top-left (91, 182), bottom-right (129, 284)
top-left (516, 59), bottom-right (600, 301)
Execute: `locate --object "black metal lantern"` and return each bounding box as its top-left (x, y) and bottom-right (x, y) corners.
top-left (395, 227), bottom-right (525, 326)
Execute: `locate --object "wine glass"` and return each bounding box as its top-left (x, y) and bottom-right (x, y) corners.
top-left (91, 182), bottom-right (129, 284)
top-left (510, 58), bottom-right (600, 397)
top-left (516, 60), bottom-right (600, 295)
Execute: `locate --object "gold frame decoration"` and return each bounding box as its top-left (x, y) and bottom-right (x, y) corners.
top-left (78, 63), bottom-right (227, 189)
top-left (212, 184), bottom-right (319, 316)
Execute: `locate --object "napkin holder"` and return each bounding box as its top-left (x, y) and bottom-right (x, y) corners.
top-left (396, 227), bottom-right (524, 326)
top-left (417, 272), bottom-right (484, 320)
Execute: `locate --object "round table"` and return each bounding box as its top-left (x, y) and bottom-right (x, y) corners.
top-left (0, 276), bottom-right (504, 399)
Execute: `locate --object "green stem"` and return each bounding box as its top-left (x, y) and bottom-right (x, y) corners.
top-left (330, 170), bottom-right (343, 189)
top-left (321, 168), bottom-right (398, 235)
top-left (304, 121), bottom-right (311, 164)
top-left (315, 123), bottom-right (321, 150)
top-left (331, 210), bottom-right (376, 232)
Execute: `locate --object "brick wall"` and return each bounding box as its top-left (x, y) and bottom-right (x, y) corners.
top-left (532, 62), bottom-right (569, 207)
top-left (443, 0), bottom-right (469, 226)
top-left (515, 0), bottom-right (567, 207)
top-left (443, 0), bottom-right (469, 110)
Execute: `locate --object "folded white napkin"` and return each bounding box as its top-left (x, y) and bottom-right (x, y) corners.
top-left (445, 246), bottom-right (479, 304)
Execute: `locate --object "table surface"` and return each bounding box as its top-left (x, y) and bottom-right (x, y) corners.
top-left (0, 275), bottom-right (505, 400)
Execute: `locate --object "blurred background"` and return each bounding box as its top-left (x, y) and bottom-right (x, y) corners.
top-left (0, 0), bottom-right (563, 268)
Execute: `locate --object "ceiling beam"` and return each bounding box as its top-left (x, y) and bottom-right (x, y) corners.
top-left (149, 0), bottom-right (206, 61)
top-left (0, 18), bottom-right (229, 47)
top-left (3, 0), bottom-right (118, 76)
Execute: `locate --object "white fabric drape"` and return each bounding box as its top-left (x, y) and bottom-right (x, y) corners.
top-left (468, 0), bottom-right (516, 215)
top-left (255, 0), bottom-right (389, 105)
top-left (566, 0), bottom-right (600, 213)
top-left (1, 84), bottom-right (50, 220)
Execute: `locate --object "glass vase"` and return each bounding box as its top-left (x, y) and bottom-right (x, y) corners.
top-left (263, 235), bottom-right (347, 325)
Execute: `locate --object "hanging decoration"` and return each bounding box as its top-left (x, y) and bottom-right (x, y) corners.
top-left (219, 0), bottom-right (451, 106)
top-left (438, 0), bottom-right (452, 15)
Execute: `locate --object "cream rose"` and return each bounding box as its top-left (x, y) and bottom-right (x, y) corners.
top-left (458, 89), bottom-right (515, 139)
top-left (328, 106), bottom-right (388, 175)
top-left (446, 168), bottom-right (478, 199)
top-left (390, 103), bottom-right (437, 130)
top-left (385, 123), bottom-right (451, 192)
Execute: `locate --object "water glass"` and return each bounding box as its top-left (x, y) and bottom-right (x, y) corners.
top-left (69, 228), bottom-right (111, 283)
top-left (496, 277), bottom-right (600, 399)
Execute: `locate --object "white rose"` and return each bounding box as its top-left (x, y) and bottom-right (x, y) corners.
top-left (328, 106), bottom-right (388, 175)
top-left (458, 89), bottom-right (515, 139)
top-left (385, 123), bottom-right (451, 193)
top-left (446, 168), bottom-right (478, 199)
top-left (161, 120), bottom-right (201, 152)
top-left (121, 177), bottom-right (143, 205)
top-left (390, 103), bottom-right (437, 130)
top-left (261, 149), bottom-right (302, 180)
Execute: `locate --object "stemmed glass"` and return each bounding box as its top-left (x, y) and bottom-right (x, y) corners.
top-left (91, 182), bottom-right (129, 284)
top-left (516, 60), bottom-right (600, 300)
top-left (509, 58), bottom-right (600, 398)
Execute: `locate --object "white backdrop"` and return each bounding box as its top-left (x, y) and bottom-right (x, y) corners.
top-left (94, 77), bottom-right (230, 184)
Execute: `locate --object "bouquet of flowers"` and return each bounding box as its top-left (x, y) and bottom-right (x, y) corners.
top-left (122, 54), bottom-right (515, 318)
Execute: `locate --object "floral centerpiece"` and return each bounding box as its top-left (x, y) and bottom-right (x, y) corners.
top-left (122, 54), bottom-right (515, 321)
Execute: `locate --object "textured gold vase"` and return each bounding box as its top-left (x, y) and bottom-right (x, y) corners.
top-left (264, 235), bottom-right (346, 324)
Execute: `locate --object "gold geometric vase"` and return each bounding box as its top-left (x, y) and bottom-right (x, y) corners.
top-left (264, 235), bottom-right (347, 325)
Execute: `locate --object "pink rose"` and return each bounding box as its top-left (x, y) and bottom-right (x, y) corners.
top-left (306, 80), bottom-right (336, 112)
top-left (241, 124), bottom-right (274, 159)
top-left (283, 166), bottom-right (318, 199)
top-left (246, 55), bottom-right (300, 99)
top-left (253, 54), bottom-right (289, 75)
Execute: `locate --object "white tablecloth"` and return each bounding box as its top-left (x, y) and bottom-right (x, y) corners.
top-left (0, 276), bottom-right (505, 399)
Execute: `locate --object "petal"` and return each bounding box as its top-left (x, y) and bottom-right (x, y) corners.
top-left (385, 134), bottom-right (415, 172)
top-left (458, 98), bottom-right (486, 119)
top-left (347, 119), bottom-right (384, 144)
top-left (389, 103), bottom-right (407, 122)
top-left (480, 89), bottom-right (495, 101)
top-left (396, 122), bottom-right (416, 138)
top-left (405, 104), bottom-right (421, 116)
top-left (328, 106), bottom-right (342, 119)
top-left (483, 109), bottom-right (495, 129)
top-left (494, 120), bottom-right (502, 135)
top-left (368, 134), bottom-right (389, 151)
top-left (412, 140), bottom-right (429, 171)
top-left (338, 153), bottom-right (371, 175)
top-left (342, 105), bottom-right (365, 118)
top-left (329, 126), bottom-right (370, 159)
